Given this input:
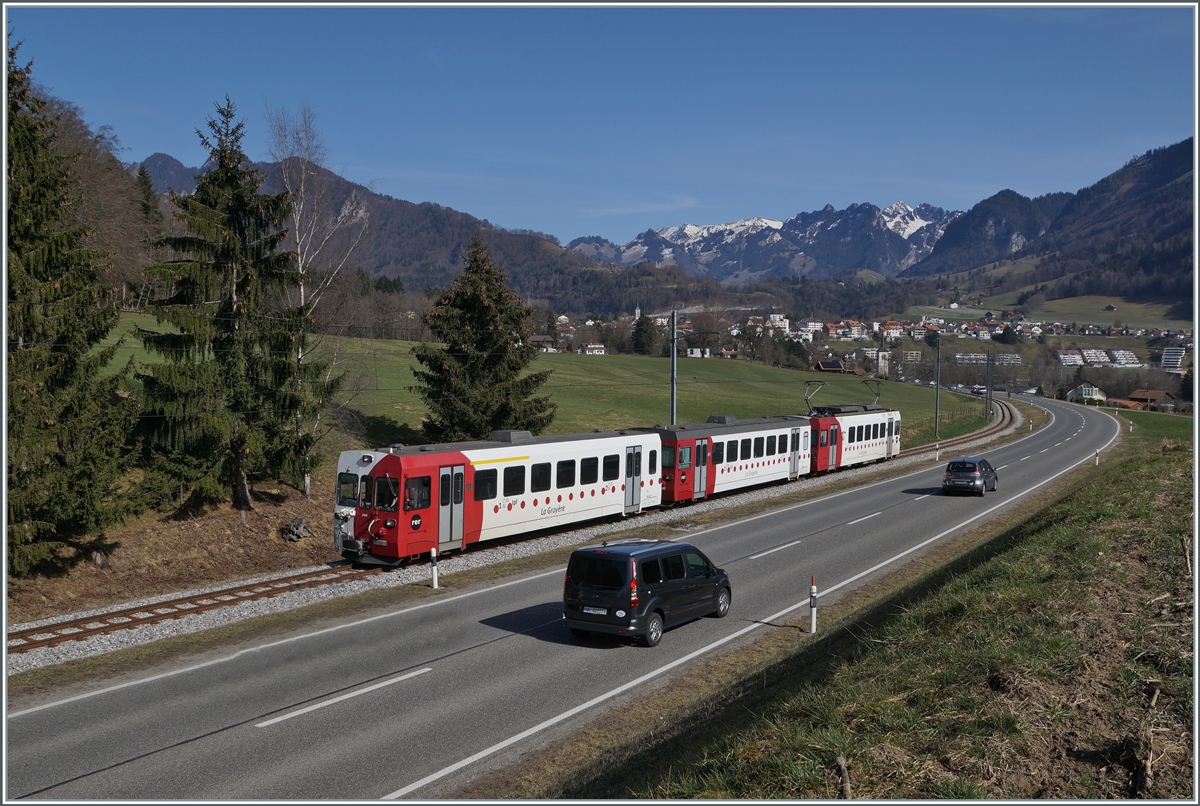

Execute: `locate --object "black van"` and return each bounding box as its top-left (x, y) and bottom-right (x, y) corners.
top-left (561, 539), bottom-right (731, 647)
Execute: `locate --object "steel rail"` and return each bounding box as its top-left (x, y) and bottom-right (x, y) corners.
top-left (7, 565), bottom-right (384, 654)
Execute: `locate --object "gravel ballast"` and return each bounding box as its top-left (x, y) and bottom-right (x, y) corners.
top-left (6, 409), bottom-right (1023, 676)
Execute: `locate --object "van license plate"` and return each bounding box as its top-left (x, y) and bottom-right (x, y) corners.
top-left (582, 606), bottom-right (607, 615)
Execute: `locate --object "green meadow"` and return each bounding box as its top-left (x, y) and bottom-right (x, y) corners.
top-left (98, 314), bottom-right (986, 446)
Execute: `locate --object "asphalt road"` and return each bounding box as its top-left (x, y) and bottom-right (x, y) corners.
top-left (5, 397), bottom-right (1121, 800)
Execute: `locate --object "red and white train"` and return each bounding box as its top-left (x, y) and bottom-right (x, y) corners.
top-left (333, 404), bottom-right (901, 566)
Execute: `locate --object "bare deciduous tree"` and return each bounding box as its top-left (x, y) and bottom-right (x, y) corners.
top-left (265, 103), bottom-right (370, 496)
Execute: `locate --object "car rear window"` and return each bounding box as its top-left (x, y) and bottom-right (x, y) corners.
top-left (948, 461), bottom-right (977, 473)
top-left (567, 555), bottom-right (629, 590)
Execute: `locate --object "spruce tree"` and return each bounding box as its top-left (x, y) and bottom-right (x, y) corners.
top-left (137, 98), bottom-right (319, 511)
top-left (6, 45), bottom-right (138, 575)
top-left (413, 234), bottom-right (556, 442)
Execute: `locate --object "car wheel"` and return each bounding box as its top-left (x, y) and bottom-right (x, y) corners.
top-left (569, 628), bottom-right (589, 639)
top-left (713, 587), bottom-right (731, 618)
top-left (642, 613), bottom-right (663, 647)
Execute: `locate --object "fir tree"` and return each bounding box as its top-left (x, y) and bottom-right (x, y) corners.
top-left (6, 44), bottom-right (138, 575)
top-left (632, 313), bottom-right (659, 355)
top-left (134, 163), bottom-right (161, 225)
top-left (413, 234), bottom-right (555, 442)
top-left (136, 97), bottom-right (322, 511)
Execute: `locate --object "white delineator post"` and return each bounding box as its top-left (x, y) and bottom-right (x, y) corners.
top-left (431, 547), bottom-right (439, 589)
top-left (809, 576), bottom-right (818, 634)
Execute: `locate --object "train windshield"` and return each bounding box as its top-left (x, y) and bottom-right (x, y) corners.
top-left (337, 473), bottom-right (358, 507)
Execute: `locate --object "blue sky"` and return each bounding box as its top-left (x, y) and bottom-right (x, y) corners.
top-left (5, 4), bottom-right (1195, 245)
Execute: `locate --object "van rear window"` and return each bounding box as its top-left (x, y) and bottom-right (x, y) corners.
top-left (567, 555), bottom-right (629, 590)
top-left (949, 461), bottom-right (977, 473)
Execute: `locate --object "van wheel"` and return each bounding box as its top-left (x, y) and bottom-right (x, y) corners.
top-left (569, 628), bottom-right (589, 639)
top-left (713, 587), bottom-right (731, 618)
top-left (641, 613), bottom-right (663, 647)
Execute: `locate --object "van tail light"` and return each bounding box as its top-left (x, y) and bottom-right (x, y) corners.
top-left (629, 559), bottom-right (639, 607)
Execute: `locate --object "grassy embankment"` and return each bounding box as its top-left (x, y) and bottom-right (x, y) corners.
top-left (464, 409), bottom-right (1192, 800)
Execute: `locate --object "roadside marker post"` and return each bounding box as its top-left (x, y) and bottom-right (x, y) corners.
top-left (1095, 449), bottom-right (1099, 466)
top-left (809, 576), bottom-right (818, 634)
top-left (431, 547), bottom-right (439, 589)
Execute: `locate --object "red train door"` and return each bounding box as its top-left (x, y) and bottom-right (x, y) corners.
top-left (828, 423), bottom-right (840, 468)
top-left (438, 464), bottom-right (465, 552)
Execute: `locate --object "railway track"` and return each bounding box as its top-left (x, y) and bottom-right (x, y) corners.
top-left (7, 401), bottom-right (1019, 657)
top-left (6, 565), bottom-right (384, 655)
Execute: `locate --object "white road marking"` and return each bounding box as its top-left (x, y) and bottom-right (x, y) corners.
top-left (847, 512), bottom-right (881, 525)
top-left (256, 668), bottom-right (432, 727)
top-left (8, 569), bottom-right (562, 718)
top-left (1021, 456), bottom-right (1031, 461)
top-left (383, 408), bottom-right (1122, 800)
top-left (914, 494), bottom-right (932, 501)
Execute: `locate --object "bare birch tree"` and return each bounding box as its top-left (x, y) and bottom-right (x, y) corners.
top-left (265, 103), bottom-right (369, 496)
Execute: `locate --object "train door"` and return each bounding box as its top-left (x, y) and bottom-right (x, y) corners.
top-left (789, 428), bottom-right (802, 479)
top-left (624, 446), bottom-right (642, 514)
top-left (693, 439), bottom-right (709, 499)
top-left (886, 415), bottom-right (896, 458)
top-left (827, 423), bottom-right (839, 469)
top-left (438, 464), bottom-right (465, 551)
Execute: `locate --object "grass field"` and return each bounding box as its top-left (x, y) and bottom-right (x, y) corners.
top-left (901, 295), bottom-right (1190, 331)
top-left (98, 313), bottom-right (989, 447)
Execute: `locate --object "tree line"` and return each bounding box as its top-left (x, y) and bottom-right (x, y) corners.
top-left (6, 47), bottom-right (558, 577)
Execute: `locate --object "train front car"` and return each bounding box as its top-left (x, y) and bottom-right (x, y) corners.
top-left (808, 404), bottom-right (901, 473)
top-left (334, 428), bottom-right (663, 566)
top-left (655, 415), bottom-right (813, 505)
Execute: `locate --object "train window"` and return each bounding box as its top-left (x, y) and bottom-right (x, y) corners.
top-left (874, 423), bottom-right (880, 440)
top-left (401, 477), bottom-right (428, 511)
top-left (440, 473), bottom-right (451, 507)
top-left (358, 476), bottom-right (374, 509)
top-left (378, 477), bottom-right (400, 511)
top-left (804, 431), bottom-right (810, 450)
top-left (453, 472), bottom-right (463, 505)
top-left (712, 441), bottom-right (724, 464)
top-left (375, 476), bottom-right (399, 511)
top-left (640, 558), bottom-right (663, 585)
top-left (727, 440), bottom-right (738, 462)
top-left (895, 421), bottom-right (901, 438)
top-left (531, 462), bottom-right (552, 493)
top-left (660, 447), bottom-right (675, 469)
top-left (831, 424), bottom-right (839, 444)
top-left (766, 435), bottom-right (776, 455)
top-left (819, 430), bottom-right (828, 447)
top-left (848, 427), bottom-right (856, 444)
top-left (474, 469), bottom-right (497, 500)
top-left (753, 437), bottom-right (764, 458)
top-left (678, 446), bottom-right (692, 469)
top-left (581, 457), bottom-right (599, 484)
top-left (337, 473), bottom-right (358, 507)
top-left (602, 454), bottom-right (620, 481)
top-left (740, 438), bottom-right (751, 459)
top-left (504, 466), bottom-right (526, 497)
top-left (557, 460), bottom-right (576, 488)
top-left (648, 449), bottom-right (657, 474)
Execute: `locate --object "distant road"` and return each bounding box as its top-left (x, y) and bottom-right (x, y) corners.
top-left (6, 398), bottom-right (1119, 800)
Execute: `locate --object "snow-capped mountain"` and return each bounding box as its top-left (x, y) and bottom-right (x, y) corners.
top-left (568, 203), bottom-right (962, 285)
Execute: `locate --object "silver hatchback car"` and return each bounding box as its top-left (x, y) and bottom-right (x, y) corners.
top-left (942, 457), bottom-right (998, 496)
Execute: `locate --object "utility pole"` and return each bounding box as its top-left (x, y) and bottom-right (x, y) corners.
top-left (934, 332), bottom-right (942, 439)
top-left (670, 309), bottom-right (678, 425)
